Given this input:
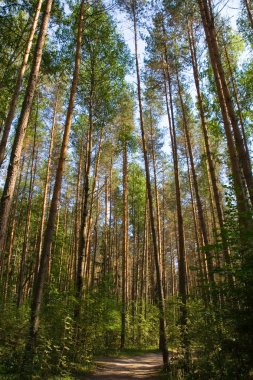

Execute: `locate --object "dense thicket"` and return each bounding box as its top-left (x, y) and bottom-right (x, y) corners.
top-left (0, 0), bottom-right (253, 379)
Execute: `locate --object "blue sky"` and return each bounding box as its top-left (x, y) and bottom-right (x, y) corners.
top-left (107, 0), bottom-right (243, 157)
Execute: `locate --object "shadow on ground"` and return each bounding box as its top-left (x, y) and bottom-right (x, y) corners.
top-left (84, 353), bottom-right (163, 379)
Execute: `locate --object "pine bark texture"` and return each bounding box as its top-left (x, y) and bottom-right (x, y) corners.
top-left (0, 0), bottom-right (53, 257)
top-left (133, 2), bottom-right (169, 366)
top-left (24, 0), bottom-right (86, 360)
top-left (197, 0), bottom-right (253, 221)
top-left (0, 0), bottom-right (43, 167)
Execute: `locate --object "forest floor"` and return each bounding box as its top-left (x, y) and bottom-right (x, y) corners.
top-left (83, 353), bottom-right (163, 379)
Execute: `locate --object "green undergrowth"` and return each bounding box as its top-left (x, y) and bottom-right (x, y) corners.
top-left (0, 363), bottom-right (93, 380)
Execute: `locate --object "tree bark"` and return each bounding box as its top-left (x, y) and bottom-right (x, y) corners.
top-left (17, 112), bottom-right (38, 308)
top-left (0, 0), bottom-right (43, 167)
top-left (162, 33), bottom-right (189, 363)
top-left (150, 113), bottom-right (163, 287)
top-left (244, 0), bottom-right (253, 30)
top-left (176, 71), bottom-right (214, 284)
top-left (197, 0), bottom-right (253, 218)
top-left (23, 0), bottom-right (85, 364)
top-left (121, 141), bottom-right (128, 349)
top-left (133, 2), bottom-right (169, 366)
top-left (1, 157), bottom-right (24, 301)
top-left (35, 91), bottom-right (58, 275)
top-left (75, 99), bottom-right (93, 320)
top-left (0, 0), bottom-right (53, 257)
top-left (186, 149), bottom-right (206, 293)
top-left (223, 40), bottom-right (250, 165)
top-left (187, 20), bottom-right (234, 271)
top-left (86, 130), bottom-right (103, 286)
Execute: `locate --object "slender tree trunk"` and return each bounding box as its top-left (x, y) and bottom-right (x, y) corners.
top-left (7, 158), bottom-right (31, 288)
top-left (23, 0), bottom-right (85, 365)
top-left (84, 132), bottom-right (103, 282)
top-left (150, 116), bottom-right (165, 350)
top-left (162, 36), bottom-right (188, 364)
top-left (121, 141), bottom-right (128, 349)
top-left (75, 97), bottom-right (93, 319)
top-left (244, 0), bottom-right (253, 29)
top-left (0, 0), bottom-right (53, 257)
top-left (108, 159), bottom-right (113, 274)
top-left (188, 21), bottom-right (223, 227)
top-left (86, 130), bottom-right (103, 285)
top-left (17, 119), bottom-right (38, 308)
top-left (150, 113), bottom-right (163, 285)
top-left (223, 41), bottom-right (249, 163)
top-left (0, 0), bottom-right (43, 167)
top-left (133, 2), bottom-right (169, 366)
top-left (144, 192), bottom-right (149, 319)
top-left (35, 91), bottom-right (58, 275)
top-left (186, 150), bottom-right (206, 293)
top-left (161, 166), bottom-right (167, 298)
top-left (90, 196), bottom-right (100, 288)
top-left (102, 164), bottom-right (110, 277)
top-left (188, 21), bottom-right (233, 270)
top-left (73, 133), bottom-right (85, 282)
top-left (58, 195), bottom-right (69, 290)
top-left (1, 158), bottom-right (24, 301)
top-left (197, 0), bottom-right (253, 217)
top-left (163, 62), bottom-right (187, 307)
top-left (176, 72), bottom-right (214, 284)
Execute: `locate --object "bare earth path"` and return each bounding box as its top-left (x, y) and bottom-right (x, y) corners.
top-left (84, 353), bottom-right (163, 379)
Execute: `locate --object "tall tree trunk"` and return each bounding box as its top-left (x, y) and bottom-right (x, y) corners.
top-left (162, 35), bottom-right (188, 363)
top-left (244, 0), bottom-right (253, 29)
top-left (7, 157), bottom-right (31, 289)
top-left (197, 0), bottom-right (253, 216)
top-left (75, 99), bottom-right (93, 319)
top-left (58, 195), bottom-right (69, 290)
top-left (186, 149), bottom-right (206, 294)
top-left (35, 91), bottom-right (58, 275)
top-left (121, 141), bottom-right (128, 349)
top-left (188, 20), bottom-right (233, 270)
top-left (0, 0), bottom-right (43, 167)
top-left (0, 0), bottom-right (53, 257)
top-left (1, 158), bottom-right (24, 301)
top-left (223, 40), bottom-right (249, 163)
top-left (73, 133), bottom-right (85, 282)
top-left (133, 2), bottom-right (169, 366)
top-left (86, 130), bottom-right (103, 286)
top-left (150, 113), bottom-right (163, 287)
top-left (17, 115), bottom-right (38, 308)
top-left (108, 159), bottom-right (113, 275)
top-left (187, 21), bottom-right (223, 229)
top-left (86, 129), bottom-right (104, 287)
top-left (90, 194), bottom-right (100, 288)
top-left (176, 71), bottom-right (214, 285)
top-left (23, 0), bottom-right (85, 365)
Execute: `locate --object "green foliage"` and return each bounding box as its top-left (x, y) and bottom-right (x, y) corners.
top-left (77, 277), bottom-right (122, 357)
top-left (126, 301), bottom-right (160, 348)
top-left (1, 0), bottom-right (253, 379)
top-left (128, 162), bottom-right (146, 227)
top-left (0, 279), bottom-right (120, 378)
top-left (0, 301), bottom-right (29, 375)
top-left (182, 301), bottom-right (249, 379)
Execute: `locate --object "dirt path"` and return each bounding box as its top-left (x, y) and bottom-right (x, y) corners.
top-left (84, 353), bottom-right (163, 379)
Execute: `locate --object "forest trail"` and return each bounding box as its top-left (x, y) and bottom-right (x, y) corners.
top-left (84, 353), bottom-right (163, 379)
